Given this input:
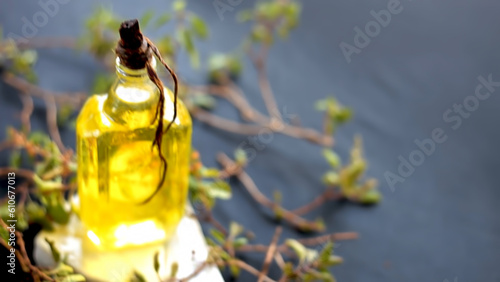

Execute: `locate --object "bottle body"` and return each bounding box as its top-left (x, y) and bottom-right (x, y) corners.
top-left (76, 60), bottom-right (192, 249)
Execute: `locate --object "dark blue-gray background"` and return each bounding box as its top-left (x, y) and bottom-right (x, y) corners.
top-left (1, 0), bottom-right (499, 281)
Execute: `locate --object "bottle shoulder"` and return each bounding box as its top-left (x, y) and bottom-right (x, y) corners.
top-left (76, 94), bottom-right (112, 136)
top-left (163, 88), bottom-right (192, 127)
top-left (76, 90), bottom-right (191, 137)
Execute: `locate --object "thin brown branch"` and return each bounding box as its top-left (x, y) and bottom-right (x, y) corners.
top-left (43, 95), bottom-right (65, 152)
top-left (291, 188), bottom-right (342, 216)
top-left (217, 153), bottom-right (324, 232)
top-left (0, 141), bottom-right (13, 152)
top-left (296, 232), bottom-right (359, 246)
top-left (258, 67), bottom-right (282, 122)
top-left (258, 226), bottom-right (282, 282)
top-left (178, 261), bottom-right (209, 282)
top-left (236, 231), bottom-right (357, 256)
top-left (227, 259), bottom-right (276, 282)
top-left (274, 252), bottom-right (286, 270)
top-left (249, 42), bottom-right (282, 123)
top-left (191, 107), bottom-right (265, 135)
top-left (0, 167), bottom-right (35, 179)
top-left (15, 37), bottom-right (76, 49)
top-left (196, 205), bottom-right (228, 236)
top-left (20, 94), bottom-right (34, 133)
top-left (189, 84), bottom-right (333, 147)
top-left (2, 72), bottom-right (87, 107)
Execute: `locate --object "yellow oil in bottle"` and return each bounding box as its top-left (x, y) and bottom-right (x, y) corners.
top-left (76, 58), bottom-right (192, 249)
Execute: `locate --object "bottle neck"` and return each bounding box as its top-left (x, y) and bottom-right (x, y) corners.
top-left (115, 57), bottom-right (154, 83)
top-left (103, 58), bottom-right (159, 127)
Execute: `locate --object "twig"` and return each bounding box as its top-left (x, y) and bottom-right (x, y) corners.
top-left (227, 259), bottom-right (276, 282)
top-left (217, 153), bottom-right (324, 232)
top-left (15, 37), bottom-right (76, 49)
top-left (196, 205), bottom-right (228, 236)
top-left (44, 95), bottom-right (66, 152)
top-left (291, 188), bottom-right (342, 216)
top-left (248, 40), bottom-right (282, 123)
top-left (296, 232), bottom-right (358, 246)
top-left (19, 94), bottom-right (34, 133)
top-left (191, 107), bottom-right (265, 135)
top-left (258, 226), bottom-right (282, 282)
top-left (236, 231), bottom-right (358, 255)
top-left (0, 167), bottom-right (35, 179)
top-left (178, 261), bottom-right (209, 282)
top-left (0, 141), bottom-right (12, 152)
top-left (190, 84), bottom-right (333, 147)
top-left (274, 252), bottom-right (286, 270)
top-left (257, 65), bottom-right (282, 122)
top-left (2, 72), bottom-right (87, 107)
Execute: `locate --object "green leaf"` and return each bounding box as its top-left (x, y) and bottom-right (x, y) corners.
top-left (230, 264), bottom-right (240, 277)
top-left (283, 262), bottom-right (295, 277)
top-left (191, 15), bottom-right (208, 39)
top-left (129, 271), bottom-right (147, 282)
top-left (0, 224), bottom-right (9, 242)
top-left (173, 0), bottom-right (186, 12)
top-left (229, 222), bottom-right (244, 238)
top-left (155, 13), bottom-right (172, 28)
top-left (140, 10), bottom-right (155, 28)
top-left (9, 150), bottom-right (21, 168)
top-left (191, 94), bottom-right (216, 110)
top-left (26, 202), bottom-right (54, 231)
top-left (33, 174), bottom-right (64, 192)
top-left (156, 36), bottom-right (175, 57)
top-left (322, 171), bottom-right (339, 186)
top-left (45, 238), bottom-right (61, 263)
top-left (60, 274), bottom-right (86, 282)
top-left (326, 255), bottom-right (343, 267)
top-left (45, 193), bottom-right (70, 224)
top-left (336, 108), bottom-right (352, 123)
top-left (206, 180), bottom-right (232, 200)
top-left (237, 10), bottom-right (254, 22)
top-left (285, 239), bottom-right (307, 263)
top-left (210, 228), bottom-right (226, 244)
top-left (233, 237), bottom-right (248, 248)
top-left (208, 53), bottom-right (243, 80)
top-left (318, 241), bottom-right (333, 264)
top-left (181, 29), bottom-right (199, 68)
top-left (44, 262), bottom-right (74, 276)
top-left (251, 24), bottom-right (272, 44)
top-left (57, 105), bottom-right (75, 127)
top-left (234, 148), bottom-right (247, 165)
top-left (200, 167), bottom-right (220, 178)
top-left (92, 73), bottom-right (114, 94)
top-left (154, 251), bottom-right (160, 274)
top-left (323, 149), bottom-right (341, 168)
top-left (170, 262), bottom-right (179, 278)
top-left (358, 188), bottom-right (382, 204)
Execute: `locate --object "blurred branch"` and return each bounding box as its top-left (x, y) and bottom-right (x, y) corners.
top-left (217, 152), bottom-right (325, 232)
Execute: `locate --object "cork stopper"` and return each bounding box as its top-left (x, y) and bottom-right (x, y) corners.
top-left (119, 19), bottom-right (143, 49)
top-left (115, 19), bottom-right (151, 69)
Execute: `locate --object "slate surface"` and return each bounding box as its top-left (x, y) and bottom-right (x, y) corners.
top-left (1, 0), bottom-right (499, 281)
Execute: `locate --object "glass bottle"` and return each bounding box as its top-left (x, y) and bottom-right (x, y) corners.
top-left (76, 54), bottom-right (192, 249)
